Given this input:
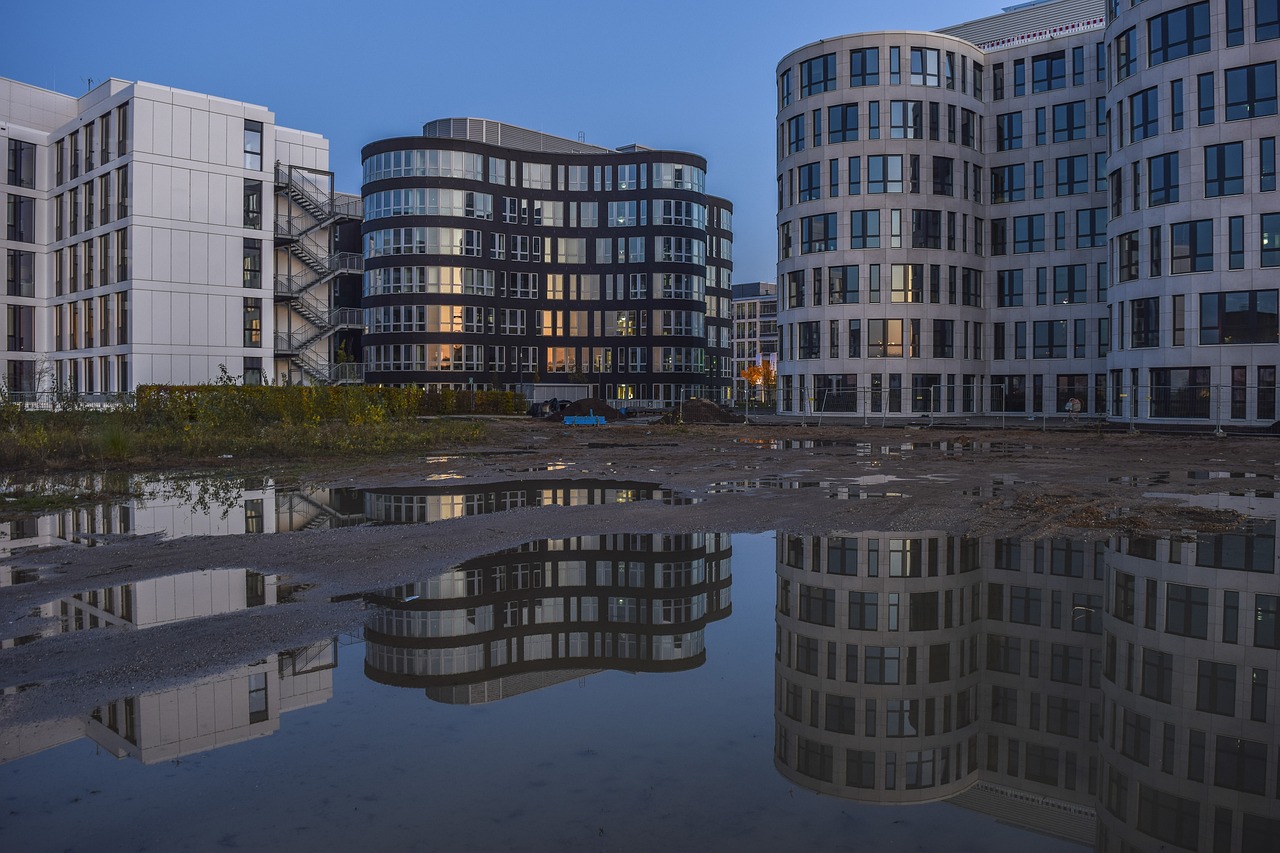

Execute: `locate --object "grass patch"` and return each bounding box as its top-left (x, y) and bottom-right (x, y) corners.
top-left (0, 385), bottom-right (503, 472)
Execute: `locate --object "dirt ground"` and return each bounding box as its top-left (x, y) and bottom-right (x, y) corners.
top-left (1, 419), bottom-right (1275, 727)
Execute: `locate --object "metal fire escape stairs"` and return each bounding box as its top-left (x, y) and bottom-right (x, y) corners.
top-left (273, 165), bottom-right (364, 384)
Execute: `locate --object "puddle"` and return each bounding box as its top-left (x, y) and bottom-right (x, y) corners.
top-left (1109, 472), bottom-right (1171, 486)
top-left (1187, 470), bottom-right (1273, 480)
top-left (362, 532), bottom-right (733, 694)
top-left (3, 568), bottom-right (289, 647)
top-left (3, 519), bottom-right (1278, 853)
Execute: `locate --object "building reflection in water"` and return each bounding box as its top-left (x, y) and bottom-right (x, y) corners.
top-left (0, 565), bottom-right (336, 766)
top-left (773, 518), bottom-right (1279, 852)
top-left (363, 533), bottom-right (732, 704)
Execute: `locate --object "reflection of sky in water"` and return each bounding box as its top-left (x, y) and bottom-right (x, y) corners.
top-left (0, 533), bottom-right (1085, 853)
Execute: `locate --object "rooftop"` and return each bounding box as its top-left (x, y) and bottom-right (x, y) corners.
top-left (940, 0), bottom-right (1106, 51)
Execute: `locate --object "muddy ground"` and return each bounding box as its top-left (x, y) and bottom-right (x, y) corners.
top-left (1, 419), bottom-right (1275, 728)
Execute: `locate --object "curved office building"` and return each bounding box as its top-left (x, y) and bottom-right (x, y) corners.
top-left (775, 0), bottom-right (1279, 426)
top-left (360, 118), bottom-right (733, 407)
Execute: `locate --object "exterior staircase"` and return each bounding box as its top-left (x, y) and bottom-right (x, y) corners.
top-left (272, 165), bottom-right (364, 384)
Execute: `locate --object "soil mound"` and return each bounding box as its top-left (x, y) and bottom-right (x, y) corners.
top-left (661, 399), bottom-right (745, 425)
top-left (555, 397), bottom-right (624, 422)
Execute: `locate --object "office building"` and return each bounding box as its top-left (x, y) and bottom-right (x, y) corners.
top-left (359, 118), bottom-right (733, 407)
top-left (731, 280), bottom-right (779, 402)
top-left (775, 0), bottom-right (1279, 425)
top-left (1, 76), bottom-right (359, 397)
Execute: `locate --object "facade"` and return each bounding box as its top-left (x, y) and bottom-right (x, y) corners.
top-left (364, 531), bottom-right (732, 703)
top-left (773, 518), bottom-right (1280, 851)
top-left (775, 0), bottom-right (1280, 426)
top-left (730, 280), bottom-right (779, 402)
top-left (359, 118), bottom-right (733, 407)
top-left (0, 76), bottom-right (359, 398)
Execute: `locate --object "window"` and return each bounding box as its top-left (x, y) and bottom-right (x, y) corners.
top-left (866, 647), bottom-right (901, 684)
top-left (1147, 2), bottom-right (1210, 65)
top-left (6, 249), bottom-right (34, 298)
top-left (799, 584), bottom-right (835, 626)
top-left (1053, 265), bottom-right (1087, 303)
top-left (1147, 153), bottom-right (1178, 205)
top-left (998, 270), bottom-right (1024, 307)
top-left (867, 319), bottom-right (903, 358)
top-left (849, 592), bottom-right (878, 630)
top-left (6, 195), bottom-right (34, 244)
top-left (828, 104), bottom-right (858, 143)
top-left (1032, 50), bottom-right (1065, 92)
top-left (1151, 367), bottom-right (1211, 418)
top-left (243, 298), bottom-right (263, 347)
top-left (1261, 0), bottom-right (1280, 40)
top-left (1141, 649), bottom-right (1173, 703)
top-left (911, 210), bottom-right (941, 249)
top-left (991, 165), bottom-right (1025, 203)
top-left (1055, 156), bottom-right (1088, 196)
top-left (1116, 28), bottom-right (1137, 80)
top-left (243, 120), bottom-right (263, 171)
top-left (1196, 661), bottom-right (1236, 716)
top-left (1076, 208), bottom-right (1105, 248)
top-left (932, 157), bottom-right (953, 195)
top-left (996, 112), bottom-right (1022, 151)
top-left (779, 68), bottom-right (793, 108)
top-left (910, 47), bottom-right (940, 86)
top-left (243, 180), bottom-right (262, 229)
top-left (1132, 298), bottom-right (1159, 348)
top-left (850, 47), bottom-right (879, 86)
top-left (850, 211), bottom-right (879, 248)
top-left (1014, 215), bottom-right (1044, 253)
top-left (1053, 100), bottom-right (1086, 141)
top-left (1129, 88), bottom-right (1158, 141)
top-left (1198, 72), bottom-right (1215, 125)
top-left (801, 213), bottom-right (837, 253)
top-left (1225, 63), bottom-right (1278, 121)
top-left (1264, 213), bottom-right (1280, 267)
top-left (1199, 290), bottom-right (1279, 344)
top-left (826, 266), bottom-right (858, 306)
top-left (1205, 143), bottom-right (1244, 197)
top-left (1166, 583), bottom-right (1208, 638)
top-left (1170, 78), bottom-right (1185, 130)
top-left (1170, 220), bottom-right (1213, 273)
top-left (786, 115), bottom-right (805, 154)
top-left (797, 163), bottom-right (820, 202)
top-left (242, 239), bottom-right (262, 288)
top-left (867, 155), bottom-right (903, 193)
top-left (6, 140), bottom-right (35, 188)
top-left (890, 101), bottom-right (924, 139)
top-left (801, 53), bottom-right (836, 97)
top-left (1033, 320), bottom-right (1067, 358)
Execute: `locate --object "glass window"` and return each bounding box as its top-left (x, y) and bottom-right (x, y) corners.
top-left (1147, 2), bottom-right (1210, 65)
top-left (1225, 63), bottom-right (1278, 121)
top-left (850, 47), bottom-right (879, 87)
top-left (801, 53), bottom-right (837, 97)
top-left (1170, 220), bottom-right (1213, 273)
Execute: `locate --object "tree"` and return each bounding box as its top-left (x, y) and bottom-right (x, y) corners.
top-left (739, 361), bottom-right (776, 406)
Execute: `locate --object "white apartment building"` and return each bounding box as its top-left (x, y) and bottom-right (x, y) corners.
top-left (1, 77), bottom-right (360, 397)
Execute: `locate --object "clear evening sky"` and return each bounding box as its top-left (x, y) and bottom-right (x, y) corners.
top-left (6, 0), bottom-right (1009, 283)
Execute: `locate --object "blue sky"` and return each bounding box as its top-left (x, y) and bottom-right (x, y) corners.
top-left (6, 0), bottom-right (1007, 282)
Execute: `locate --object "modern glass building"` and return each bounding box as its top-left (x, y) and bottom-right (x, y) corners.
top-left (775, 0), bottom-right (1280, 426)
top-left (360, 119), bottom-right (733, 407)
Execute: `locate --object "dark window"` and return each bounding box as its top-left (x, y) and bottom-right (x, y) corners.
top-left (242, 239), bottom-right (262, 289)
top-left (1148, 152), bottom-right (1179, 205)
top-left (243, 120), bottom-right (263, 171)
top-left (801, 54), bottom-right (836, 97)
top-left (1205, 143), bottom-right (1244, 197)
top-left (1225, 62), bottom-right (1278, 121)
top-left (996, 112), bottom-right (1022, 150)
top-left (800, 213), bottom-right (837, 254)
top-left (1167, 583), bottom-right (1209, 637)
top-left (1170, 220), bottom-right (1213, 273)
top-left (1197, 661), bottom-right (1236, 716)
top-left (1147, 2), bottom-right (1210, 65)
top-left (1199, 289), bottom-right (1279, 344)
top-left (1032, 50), bottom-right (1065, 92)
top-left (850, 48), bottom-right (879, 87)
top-left (828, 104), bottom-right (858, 143)
top-left (1053, 100), bottom-right (1086, 141)
top-left (1131, 298), bottom-right (1159, 348)
top-left (6, 139), bottom-right (36, 188)
top-left (797, 162), bottom-right (821, 202)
